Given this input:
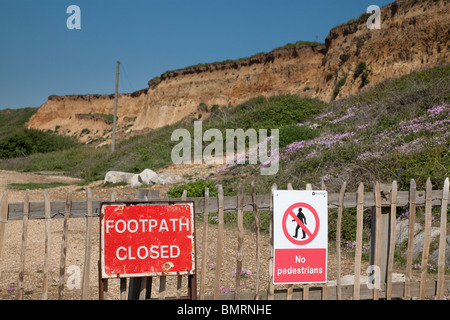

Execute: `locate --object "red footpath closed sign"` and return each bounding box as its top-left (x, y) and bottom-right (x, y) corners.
top-left (100, 202), bottom-right (195, 279)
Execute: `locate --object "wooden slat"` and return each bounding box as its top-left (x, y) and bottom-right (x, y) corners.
top-left (373, 182), bottom-right (382, 300)
top-left (419, 178), bottom-right (433, 300)
top-left (176, 190), bottom-right (188, 299)
top-left (199, 187), bottom-right (209, 300)
top-left (436, 177), bottom-right (449, 300)
top-left (267, 183), bottom-right (277, 300)
top-left (252, 182), bottom-right (260, 300)
top-left (41, 190), bottom-right (51, 300)
top-left (335, 181), bottom-right (347, 300)
top-left (58, 189), bottom-right (72, 300)
top-left (353, 183), bottom-right (364, 300)
top-left (158, 276), bottom-right (167, 300)
top-left (5, 188), bottom-right (446, 222)
top-left (386, 180), bottom-right (398, 300)
top-left (0, 194), bottom-right (8, 278)
top-left (213, 185), bottom-right (224, 300)
top-left (81, 188), bottom-right (93, 300)
top-left (405, 179), bottom-right (416, 300)
top-left (234, 183), bottom-right (244, 300)
top-left (16, 190), bottom-right (29, 300)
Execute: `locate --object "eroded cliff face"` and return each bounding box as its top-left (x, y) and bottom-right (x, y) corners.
top-left (26, 0), bottom-right (449, 143)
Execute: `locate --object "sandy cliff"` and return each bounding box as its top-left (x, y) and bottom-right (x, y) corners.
top-left (26, 0), bottom-right (449, 143)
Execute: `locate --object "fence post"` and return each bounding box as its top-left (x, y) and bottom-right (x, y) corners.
top-left (213, 185), bottom-right (224, 300)
top-left (354, 183), bottom-right (364, 300)
top-left (370, 182), bottom-right (392, 299)
top-left (267, 183), bottom-right (277, 300)
top-left (386, 180), bottom-right (398, 300)
top-left (199, 187), bottom-right (209, 300)
top-left (371, 182), bottom-right (383, 300)
top-left (251, 182), bottom-right (260, 300)
top-left (42, 190), bottom-right (51, 300)
top-left (419, 178), bottom-right (433, 300)
top-left (0, 194), bottom-right (8, 279)
top-left (404, 179), bottom-right (416, 300)
top-left (17, 190), bottom-right (29, 300)
top-left (81, 188), bottom-right (93, 300)
top-left (58, 189), bottom-right (72, 300)
top-left (234, 183), bottom-right (244, 300)
top-left (335, 181), bottom-right (347, 300)
top-left (436, 177), bottom-right (449, 300)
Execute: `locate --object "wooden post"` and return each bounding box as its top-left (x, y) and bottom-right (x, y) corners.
top-left (404, 179), bottom-right (416, 300)
top-left (386, 181), bottom-right (398, 300)
top-left (0, 194), bottom-right (8, 279)
top-left (419, 178), bottom-right (432, 300)
top-left (267, 183), bottom-right (277, 300)
top-left (17, 190), bottom-right (29, 300)
top-left (42, 190), bottom-right (51, 300)
top-left (336, 181), bottom-right (346, 300)
top-left (436, 178), bottom-right (449, 300)
top-left (58, 189), bottom-right (72, 300)
top-left (213, 185), bottom-right (224, 300)
top-left (371, 182), bottom-right (382, 300)
top-left (199, 187), bottom-right (209, 300)
top-left (354, 183), bottom-right (364, 300)
top-left (370, 182), bottom-right (393, 293)
top-left (81, 188), bottom-right (93, 300)
top-left (177, 190), bottom-right (188, 299)
top-left (234, 183), bottom-right (244, 300)
top-left (251, 182), bottom-right (260, 300)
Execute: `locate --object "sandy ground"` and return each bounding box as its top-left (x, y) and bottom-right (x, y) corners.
top-left (0, 168), bottom-right (432, 300)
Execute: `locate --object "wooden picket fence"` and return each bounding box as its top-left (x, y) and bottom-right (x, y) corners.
top-left (0, 177), bottom-right (448, 300)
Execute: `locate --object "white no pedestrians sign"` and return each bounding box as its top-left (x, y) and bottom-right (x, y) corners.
top-left (273, 190), bottom-right (328, 284)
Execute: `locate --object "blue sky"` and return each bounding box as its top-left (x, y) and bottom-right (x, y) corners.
top-left (0, 0), bottom-right (393, 110)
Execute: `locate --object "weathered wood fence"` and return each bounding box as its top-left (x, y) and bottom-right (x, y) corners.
top-left (0, 178), bottom-right (448, 300)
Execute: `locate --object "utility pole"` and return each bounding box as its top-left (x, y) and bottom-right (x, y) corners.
top-left (111, 61), bottom-right (120, 154)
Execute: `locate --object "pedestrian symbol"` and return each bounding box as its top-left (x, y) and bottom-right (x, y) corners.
top-left (282, 202), bottom-right (320, 246)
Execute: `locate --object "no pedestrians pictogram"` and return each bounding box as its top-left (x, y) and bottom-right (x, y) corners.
top-left (282, 202), bottom-right (320, 246)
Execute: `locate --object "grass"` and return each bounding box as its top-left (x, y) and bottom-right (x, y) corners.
top-left (0, 107), bottom-right (38, 140)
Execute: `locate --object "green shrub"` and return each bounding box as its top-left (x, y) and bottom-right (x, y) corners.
top-left (278, 125), bottom-right (319, 148)
top-left (333, 76), bottom-right (347, 99)
top-left (228, 95), bottom-right (325, 131)
top-left (167, 180), bottom-right (218, 198)
top-left (0, 129), bottom-right (79, 159)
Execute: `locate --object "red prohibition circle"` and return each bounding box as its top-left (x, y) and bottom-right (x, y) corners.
top-left (282, 202), bottom-right (320, 245)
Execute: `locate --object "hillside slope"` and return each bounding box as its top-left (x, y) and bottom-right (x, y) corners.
top-left (26, 0), bottom-right (449, 144)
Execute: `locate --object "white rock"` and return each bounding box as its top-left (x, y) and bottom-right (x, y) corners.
top-left (153, 171), bottom-right (185, 185)
top-left (104, 171), bottom-right (135, 185)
